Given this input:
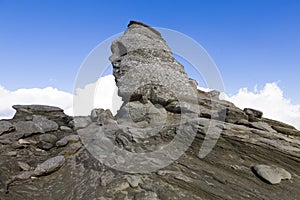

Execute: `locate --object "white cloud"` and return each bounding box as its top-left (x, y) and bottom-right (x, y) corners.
top-left (0, 86), bottom-right (73, 119)
top-left (0, 75), bottom-right (123, 119)
top-left (225, 82), bottom-right (300, 130)
top-left (73, 75), bottom-right (123, 116)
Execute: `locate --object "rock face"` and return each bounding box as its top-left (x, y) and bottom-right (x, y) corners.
top-left (0, 21), bottom-right (300, 200)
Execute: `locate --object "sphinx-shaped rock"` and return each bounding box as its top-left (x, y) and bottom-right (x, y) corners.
top-left (110, 21), bottom-right (198, 112)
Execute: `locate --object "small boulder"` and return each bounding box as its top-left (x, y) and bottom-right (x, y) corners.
top-left (34, 156), bottom-right (65, 176)
top-left (252, 164), bottom-right (291, 184)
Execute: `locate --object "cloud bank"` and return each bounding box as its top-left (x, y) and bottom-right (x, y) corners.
top-left (0, 86), bottom-right (73, 118)
top-left (1, 76), bottom-right (299, 130)
top-left (226, 82), bottom-right (300, 129)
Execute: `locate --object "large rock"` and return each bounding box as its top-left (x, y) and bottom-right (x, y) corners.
top-left (12, 105), bottom-right (72, 127)
top-left (14, 121), bottom-right (44, 137)
top-left (110, 20), bottom-right (198, 108)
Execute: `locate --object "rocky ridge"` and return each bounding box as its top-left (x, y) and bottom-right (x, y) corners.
top-left (0, 21), bottom-right (299, 200)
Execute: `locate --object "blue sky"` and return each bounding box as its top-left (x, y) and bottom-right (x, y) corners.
top-left (0, 0), bottom-right (300, 103)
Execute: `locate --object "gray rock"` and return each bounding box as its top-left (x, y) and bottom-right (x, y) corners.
top-left (134, 191), bottom-right (158, 200)
top-left (126, 175), bottom-right (142, 188)
top-left (37, 134), bottom-right (58, 150)
top-left (73, 116), bottom-right (92, 130)
top-left (16, 171), bottom-right (34, 180)
top-left (117, 101), bottom-right (167, 125)
top-left (33, 115), bottom-right (59, 132)
top-left (15, 121), bottom-right (44, 137)
top-left (56, 135), bottom-right (80, 147)
top-left (12, 104), bottom-right (72, 127)
top-left (253, 164), bottom-right (292, 184)
top-left (39, 134), bottom-right (58, 144)
top-left (3, 151), bottom-right (17, 156)
top-left (60, 126), bottom-right (72, 132)
top-left (0, 121), bottom-right (14, 135)
top-left (224, 107), bottom-right (248, 124)
top-left (271, 125), bottom-right (300, 136)
top-left (34, 156), bottom-right (65, 176)
top-left (59, 142), bottom-right (82, 156)
top-left (110, 21), bottom-right (198, 105)
top-left (90, 108), bottom-right (116, 126)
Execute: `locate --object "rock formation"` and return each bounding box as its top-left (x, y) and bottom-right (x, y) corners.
top-left (0, 21), bottom-right (299, 200)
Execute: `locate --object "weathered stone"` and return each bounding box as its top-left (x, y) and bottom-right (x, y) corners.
top-left (56, 135), bottom-right (80, 147)
top-left (34, 156), bottom-right (65, 176)
top-left (90, 108), bottom-right (116, 126)
top-left (0, 121), bottom-right (14, 135)
top-left (39, 134), bottom-right (58, 144)
top-left (117, 101), bottom-right (168, 126)
top-left (15, 121), bottom-right (44, 137)
top-left (253, 165), bottom-right (291, 184)
top-left (13, 105), bottom-right (72, 126)
top-left (110, 21), bottom-right (198, 106)
top-left (59, 142), bottom-right (82, 156)
top-left (73, 116), bottom-right (92, 130)
top-left (17, 161), bottom-right (31, 171)
top-left (271, 125), bottom-right (300, 136)
top-left (134, 191), bottom-right (159, 200)
top-left (126, 175), bottom-right (142, 188)
top-left (59, 126), bottom-right (72, 132)
top-left (3, 151), bottom-right (17, 156)
top-left (224, 107), bottom-right (248, 124)
top-left (33, 115), bottom-right (59, 132)
top-left (15, 171), bottom-right (34, 180)
top-left (37, 134), bottom-right (58, 150)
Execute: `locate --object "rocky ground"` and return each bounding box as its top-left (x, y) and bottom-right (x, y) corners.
top-left (0, 21), bottom-right (299, 200)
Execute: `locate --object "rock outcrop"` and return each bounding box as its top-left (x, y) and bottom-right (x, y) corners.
top-left (0, 21), bottom-right (299, 200)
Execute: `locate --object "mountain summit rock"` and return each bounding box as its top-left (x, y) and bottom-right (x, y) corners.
top-left (0, 21), bottom-right (299, 200)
